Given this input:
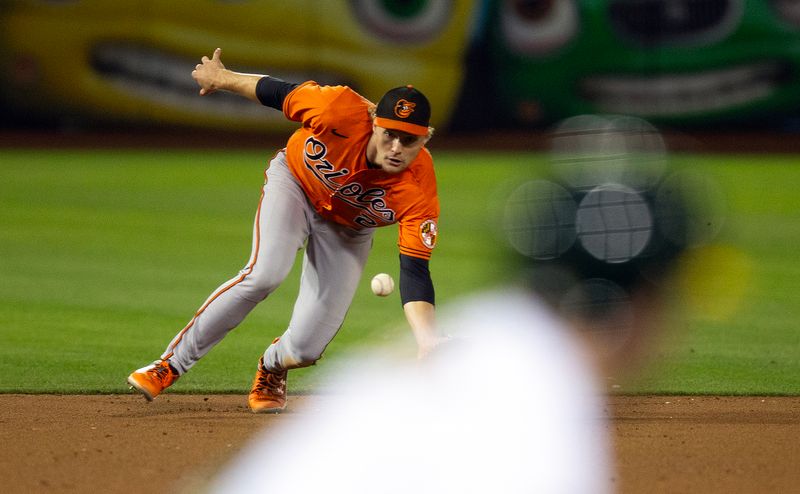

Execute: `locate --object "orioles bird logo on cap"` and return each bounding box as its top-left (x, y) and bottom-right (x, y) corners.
top-left (394, 99), bottom-right (416, 119)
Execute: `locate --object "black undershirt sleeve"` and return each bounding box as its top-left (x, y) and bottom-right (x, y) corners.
top-left (255, 76), bottom-right (300, 110)
top-left (399, 254), bottom-right (435, 306)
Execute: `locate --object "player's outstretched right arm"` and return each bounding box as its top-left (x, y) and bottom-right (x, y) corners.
top-left (191, 47), bottom-right (262, 102)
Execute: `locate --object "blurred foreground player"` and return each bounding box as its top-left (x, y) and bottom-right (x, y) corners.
top-left (127, 48), bottom-right (447, 412)
top-left (209, 116), bottom-right (718, 492)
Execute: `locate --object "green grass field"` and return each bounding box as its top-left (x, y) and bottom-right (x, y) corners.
top-left (1, 147), bottom-right (798, 395)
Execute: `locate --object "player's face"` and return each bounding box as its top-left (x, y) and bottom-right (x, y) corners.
top-left (368, 125), bottom-right (427, 174)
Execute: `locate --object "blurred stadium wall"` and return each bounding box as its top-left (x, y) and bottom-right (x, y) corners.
top-left (3, 0), bottom-right (800, 137)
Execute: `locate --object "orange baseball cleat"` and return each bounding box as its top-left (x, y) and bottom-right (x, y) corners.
top-left (127, 360), bottom-right (179, 401)
top-left (248, 357), bottom-right (287, 413)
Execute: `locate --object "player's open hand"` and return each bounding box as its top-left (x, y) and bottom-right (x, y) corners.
top-left (192, 48), bottom-right (226, 96)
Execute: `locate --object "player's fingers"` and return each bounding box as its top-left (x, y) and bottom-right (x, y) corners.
top-left (212, 48), bottom-right (222, 61)
top-left (201, 56), bottom-right (210, 64)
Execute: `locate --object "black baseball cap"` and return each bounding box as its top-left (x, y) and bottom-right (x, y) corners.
top-left (374, 85), bottom-right (431, 136)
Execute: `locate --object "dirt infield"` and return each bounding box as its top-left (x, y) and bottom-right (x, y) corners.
top-left (608, 395), bottom-right (800, 493)
top-left (1, 394), bottom-right (798, 493)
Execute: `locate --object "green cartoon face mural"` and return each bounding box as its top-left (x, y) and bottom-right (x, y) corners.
top-left (0, 0), bottom-right (477, 131)
top-left (485, 0), bottom-right (800, 127)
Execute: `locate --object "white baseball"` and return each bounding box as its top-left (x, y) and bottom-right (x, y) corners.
top-left (370, 273), bottom-right (394, 297)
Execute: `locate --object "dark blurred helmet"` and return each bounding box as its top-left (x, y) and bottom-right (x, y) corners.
top-left (502, 115), bottom-right (723, 322)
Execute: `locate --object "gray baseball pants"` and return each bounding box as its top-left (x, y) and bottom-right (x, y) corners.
top-left (162, 151), bottom-right (375, 374)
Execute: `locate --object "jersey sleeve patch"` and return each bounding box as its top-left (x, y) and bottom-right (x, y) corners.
top-left (420, 219), bottom-right (438, 249)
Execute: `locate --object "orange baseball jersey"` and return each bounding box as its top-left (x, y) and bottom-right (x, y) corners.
top-left (281, 82), bottom-right (439, 260)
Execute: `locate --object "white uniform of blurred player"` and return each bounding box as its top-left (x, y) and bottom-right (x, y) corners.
top-left (209, 288), bottom-right (613, 494)
top-left (207, 114), bottom-right (709, 494)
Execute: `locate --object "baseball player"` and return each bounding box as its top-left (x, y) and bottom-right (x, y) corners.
top-left (127, 48), bottom-right (447, 412)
